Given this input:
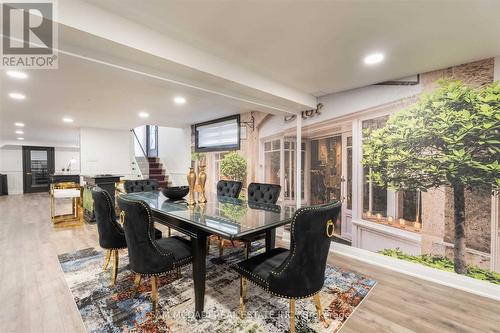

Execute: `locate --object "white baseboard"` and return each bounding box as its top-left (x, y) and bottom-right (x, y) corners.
top-left (331, 242), bottom-right (500, 302)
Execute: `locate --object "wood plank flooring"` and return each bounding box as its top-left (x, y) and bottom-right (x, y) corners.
top-left (0, 193), bottom-right (498, 333)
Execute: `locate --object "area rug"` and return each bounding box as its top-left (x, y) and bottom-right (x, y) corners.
top-left (58, 245), bottom-right (376, 333)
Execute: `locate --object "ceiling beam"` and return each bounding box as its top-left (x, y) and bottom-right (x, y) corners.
top-left (57, 0), bottom-right (317, 111)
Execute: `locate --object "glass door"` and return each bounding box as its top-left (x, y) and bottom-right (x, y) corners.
top-left (22, 146), bottom-right (54, 193)
top-left (283, 138), bottom-right (305, 204)
top-left (341, 132), bottom-right (353, 240)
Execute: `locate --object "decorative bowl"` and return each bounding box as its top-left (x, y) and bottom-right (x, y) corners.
top-left (162, 186), bottom-right (189, 201)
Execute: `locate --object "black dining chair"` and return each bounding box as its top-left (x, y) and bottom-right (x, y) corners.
top-left (210, 180), bottom-right (243, 256)
top-left (216, 180), bottom-right (243, 198)
top-left (92, 187), bottom-right (127, 285)
top-left (124, 179), bottom-right (160, 193)
top-left (247, 182), bottom-right (281, 204)
top-left (242, 183), bottom-right (281, 257)
top-left (117, 195), bottom-right (193, 312)
top-left (232, 201), bottom-right (341, 333)
top-left (92, 187), bottom-right (163, 284)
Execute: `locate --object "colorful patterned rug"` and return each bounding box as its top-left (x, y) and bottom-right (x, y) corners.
top-left (58, 245), bottom-right (376, 333)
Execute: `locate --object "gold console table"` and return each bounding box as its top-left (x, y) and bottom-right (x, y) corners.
top-left (50, 182), bottom-right (83, 227)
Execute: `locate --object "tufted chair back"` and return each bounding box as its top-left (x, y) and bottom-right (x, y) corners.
top-left (124, 179), bottom-right (159, 193)
top-left (268, 201), bottom-right (341, 298)
top-left (216, 180), bottom-right (242, 198)
top-left (247, 182), bottom-right (281, 204)
top-left (91, 187), bottom-right (127, 249)
top-left (117, 196), bottom-right (175, 274)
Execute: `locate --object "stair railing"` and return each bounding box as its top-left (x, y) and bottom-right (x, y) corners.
top-left (131, 129), bottom-right (149, 179)
top-left (131, 129), bottom-right (147, 157)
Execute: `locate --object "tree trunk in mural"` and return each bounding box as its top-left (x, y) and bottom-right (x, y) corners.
top-left (453, 183), bottom-right (467, 274)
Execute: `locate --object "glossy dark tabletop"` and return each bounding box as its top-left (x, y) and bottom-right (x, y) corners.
top-left (122, 191), bottom-right (296, 238)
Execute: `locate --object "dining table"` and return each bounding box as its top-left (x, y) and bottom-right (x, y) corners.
top-left (121, 191), bottom-right (295, 318)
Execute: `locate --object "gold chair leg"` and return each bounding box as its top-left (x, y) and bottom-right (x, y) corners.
top-left (102, 249), bottom-right (112, 271)
top-left (313, 294), bottom-right (330, 327)
top-left (290, 299), bottom-right (296, 333)
top-left (168, 227), bottom-right (171, 237)
top-left (111, 250), bottom-right (119, 285)
top-left (239, 277), bottom-right (247, 318)
top-left (151, 276), bottom-right (158, 313)
top-left (218, 237), bottom-right (224, 257)
top-left (134, 274), bottom-right (142, 287)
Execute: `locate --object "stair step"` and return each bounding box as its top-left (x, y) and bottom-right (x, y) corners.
top-left (147, 157), bottom-right (159, 162)
top-left (149, 168), bottom-right (164, 175)
top-left (150, 174), bottom-right (167, 181)
top-left (149, 162), bottom-right (161, 169)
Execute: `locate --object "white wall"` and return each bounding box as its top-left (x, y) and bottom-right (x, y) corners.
top-left (158, 126), bottom-right (191, 185)
top-left (260, 83), bottom-right (422, 138)
top-left (80, 127), bottom-right (138, 179)
top-left (0, 146), bottom-right (81, 194)
top-left (55, 147), bottom-right (81, 173)
top-left (0, 146), bottom-right (23, 194)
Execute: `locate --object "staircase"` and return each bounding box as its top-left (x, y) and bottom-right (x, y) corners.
top-left (147, 157), bottom-right (170, 187)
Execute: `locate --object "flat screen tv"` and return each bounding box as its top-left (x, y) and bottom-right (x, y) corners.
top-left (195, 115), bottom-right (240, 152)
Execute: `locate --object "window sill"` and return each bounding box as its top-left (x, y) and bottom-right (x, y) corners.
top-left (352, 218), bottom-right (422, 244)
top-left (362, 215), bottom-right (422, 233)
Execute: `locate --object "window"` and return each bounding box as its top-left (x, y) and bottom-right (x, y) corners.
top-left (213, 152), bottom-right (229, 186)
top-left (264, 139), bottom-right (280, 186)
top-left (361, 115), bottom-right (420, 231)
top-left (283, 139), bottom-right (305, 201)
top-left (362, 116), bottom-right (389, 220)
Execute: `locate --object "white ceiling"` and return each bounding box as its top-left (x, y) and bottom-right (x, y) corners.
top-left (85, 0), bottom-right (500, 95)
top-left (2, 0), bottom-right (500, 146)
top-left (0, 53), bottom-right (278, 145)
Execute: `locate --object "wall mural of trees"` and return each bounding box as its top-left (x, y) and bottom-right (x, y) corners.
top-left (362, 80), bottom-right (500, 274)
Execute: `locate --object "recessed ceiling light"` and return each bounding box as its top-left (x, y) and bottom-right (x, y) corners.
top-left (15, 130), bottom-right (24, 134)
top-left (63, 117), bottom-right (74, 123)
top-left (17, 137), bottom-right (24, 140)
top-left (6, 70), bottom-right (28, 79)
top-left (363, 52), bottom-right (385, 65)
top-left (9, 92), bottom-right (26, 100)
top-left (138, 112), bottom-right (149, 118)
top-left (14, 122), bottom-right (25, 127)
top-left (174, 96), bottom-right (186, 105)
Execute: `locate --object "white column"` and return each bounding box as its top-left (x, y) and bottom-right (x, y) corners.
top-left (296, 116), bottom-right (302, 209)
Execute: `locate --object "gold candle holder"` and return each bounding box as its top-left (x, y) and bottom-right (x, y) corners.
top-left (387, 216), bottom-right (394, 223)
top-left (399, 218), bottom-right (406, 227)
top-left (376, 213), bottom-right (382, 221)
top-left (187, 167), bottom-right (197, 206)
top-left (198, 165), bottom-right (207, 203)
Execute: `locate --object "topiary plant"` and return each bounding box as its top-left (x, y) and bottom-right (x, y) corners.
top-left (220, 152), bottom-right (247, 181)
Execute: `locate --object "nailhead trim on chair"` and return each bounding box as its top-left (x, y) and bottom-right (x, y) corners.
top-left (118, 195), bottom-right (174, 258)
top-left (233, 201), bottom-right (339, 299)
top-left (270, 203), bottom-right (337, 277)
top-left (102, 189), bottom-right (126, 235)
top-left (235, 267), bottom-right (322, 300)
top-left (233, 264), bottom-right (269, 289)
top-left (130, 259), bottom-right (193, 277)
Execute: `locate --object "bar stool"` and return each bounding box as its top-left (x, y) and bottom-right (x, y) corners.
top-left (50, 181), bottom-right (83, 227)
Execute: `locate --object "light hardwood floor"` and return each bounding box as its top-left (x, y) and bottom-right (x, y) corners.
top-left (0, 193), bottom-right (499, 333)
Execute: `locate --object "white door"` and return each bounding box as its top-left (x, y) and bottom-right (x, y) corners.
top-left (283, 137), bottom-right (306, 205)
top-left (341, 132), bottom-right (353, 240)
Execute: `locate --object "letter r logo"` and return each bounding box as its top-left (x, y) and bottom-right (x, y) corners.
top-left (2, 2), bottom-right (53, 55)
